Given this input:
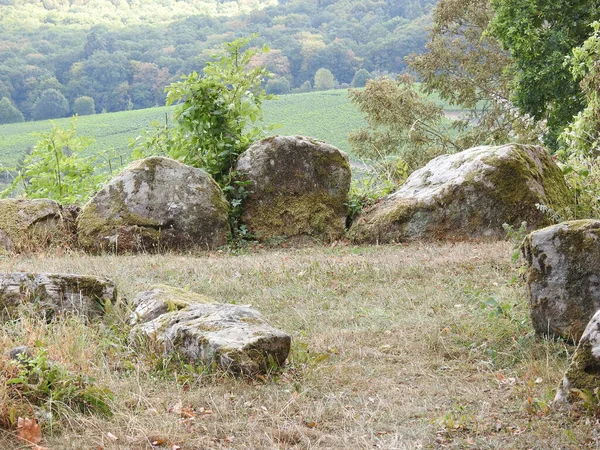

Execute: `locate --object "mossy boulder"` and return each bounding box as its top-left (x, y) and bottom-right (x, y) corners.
top-left (236, 135), bottom-right (351, 242)
top-left (521, 220), bottom-right (600, 341)
top-left (131, 285), bottom-right (291, 375)
top-left (554, 309), bottom-right (600, 408)
top-left (349, 144), bottom-right (573, 244)
top-left (0, 272), bottom-right (116, 321)
top-left (130, 284), bottom-right (212, 325)
top-left (0, 199), bottom-right (71, 252)
top-left (77, 157), bottom-right (229, 253)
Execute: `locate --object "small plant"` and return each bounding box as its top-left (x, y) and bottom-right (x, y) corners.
top-left (5, 346), bottom-right (113, 424)
top-left (346, 173), bottom-right (396, 226)
top-left (2, 118), bottom-right (107, 205)
top-left (502, 221), bottom-right (528, 265)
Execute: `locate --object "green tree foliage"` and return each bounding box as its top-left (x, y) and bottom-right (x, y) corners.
top-left (409, 0), bottom-right (544, 148)
top-left (314, 68), bottom-right (336, 90)
top-left (132, 36), bottom-right (273, 187)
top-left (298, 80), bottom-right (312, 93)
top-left (558, 22), bottom-right (600, 219)
top-left (0, 0), bottom-right (437, 117)
top-left (4, 119), bottom-right (105, 204)
top-left (349, 75), bottom-right (459, 183)
top-left (73, 96), bottom-right (96, 115)
top-left (266, 77), bottom-right (291, 95)
top-left (0, 96), bottom-right (24, 124)
top-left (351, 69), bottom-right (371, 88)
top-left (31, 89), bottom-right (69, 121)
top-left (490, 0), bottom-right (600, 147)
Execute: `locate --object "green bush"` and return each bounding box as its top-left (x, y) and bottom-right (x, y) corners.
top-left (3, 118), bottom-right (106, 205)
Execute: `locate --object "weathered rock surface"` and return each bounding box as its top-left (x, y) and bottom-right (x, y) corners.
top-left (131, 285), bottom-right (291, 375)
top-left (130, 284), bottom-right (212, 325)
top-left (521, 220), bottom-right (600, 341)
top-left (349, 144), bottom-right (572, 244)
top-left (77, 157), bottom-right (229, 253)
top-left (554, 309), bottom-right (600, 407)
top-left (0, 199), bottom-right (70, 252)
top-left (236, 135), bottom-right (351, 242)
top-left (0, 272), bottom-right (116, 321)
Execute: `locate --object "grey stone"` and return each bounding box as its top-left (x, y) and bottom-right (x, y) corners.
top-left (77, 157), bottom-right (229, 253)
top-left (236, 135), bottom-right (351, 242)
top-left (521, 219), bottom-right (600, 341)
top-left (131, 285), bottom-right (291, 375)
top-left (554, 308), bottom-right (600, 408)
top-left (349, 144), bottom-right (573, 244)
top-left (0, 272), bottom-right (116, 321)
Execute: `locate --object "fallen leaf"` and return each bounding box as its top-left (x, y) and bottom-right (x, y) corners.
top-left (181, 407), bottom-right (196, 419)
top-left (16, 417), bottom-right (42, 445)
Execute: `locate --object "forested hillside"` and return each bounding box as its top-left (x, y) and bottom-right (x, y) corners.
top-left (0, 0), bottom-right (435, 122)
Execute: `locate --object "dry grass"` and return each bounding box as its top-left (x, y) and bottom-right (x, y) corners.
top-left (0, 241), bottom-right (594, 449)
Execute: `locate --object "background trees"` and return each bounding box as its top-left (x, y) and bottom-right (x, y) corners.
top-left (0, 97), bottom-right (24, 124)
top-left (0, 0), bottom-right (437, 120)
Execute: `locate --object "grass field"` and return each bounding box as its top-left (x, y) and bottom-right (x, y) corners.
top-left (0, 90), bottom-right (365, 170)
top-left (0, 241), bottom-right (592, 449)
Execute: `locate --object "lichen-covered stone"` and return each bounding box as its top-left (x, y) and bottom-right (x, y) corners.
top-left (130, 284), bottom-right (212, 325)
top-left (131, 285), bottom-right (291, 375)
top-left (236, 135), bottom-right (351, 242)
top-left (0, 272), bottom-right (116, 321)
top-left (521, 220), bottom-right (600, 341)
top-left (0, 199), bottom-right (71, 252)
top-left (554, 309), bottom-right (600, 408)
top-left (349, 144), bottom-right (573, 244)
top-left (77, 157), bottom-right (229, 253)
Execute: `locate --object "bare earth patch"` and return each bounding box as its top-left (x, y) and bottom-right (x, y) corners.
top-left (0, 241), bottom-right (593, 449)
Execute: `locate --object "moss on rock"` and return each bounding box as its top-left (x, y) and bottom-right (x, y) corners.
top-left (236, 135), bottom-right (351, 243)
top-left (349, 144), bottom-right (573, 244)
top-left (77, 156), bottom-right (230, 253)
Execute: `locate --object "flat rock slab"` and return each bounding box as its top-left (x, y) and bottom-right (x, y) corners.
top-left (555, 308), bottom-right (600, 407)
top-left (131, 286), bottom-right (291, 375)
top-left (0, 272), bottom-right (116, 321)
top-left (236, 135), bottom-right (351, 242)
top-left (77, 156), bottom-right (229, 253)
top-left (349, 144), bottom-right (573, 243)
top-left (521, 219), bottom-right (600, 341)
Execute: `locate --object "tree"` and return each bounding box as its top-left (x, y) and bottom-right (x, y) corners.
top-left (266, 77), bottom-right (291, 95)
top-left (0, 97), bottom-right (24, 124)
top-left (298, 80), bottom-right (312, 92)
top-left (73, 96), bottom-right (95, 115)
top-left (490, 0), bottom-right (600, 147)
top-left (409, 0), bottom-right (543, 148)
top-left (314, 68), bottom-right (336, 90)
top-left (349, 75), bottom-right (459, 182)
top-left (31, 89), bottom-right (69, 121)
top-left (132, 36), bottom-right (273, 187)
top-left (3, 119), bottom-right (104, 205)
top-left (351, 69), bottom-right (371, 88)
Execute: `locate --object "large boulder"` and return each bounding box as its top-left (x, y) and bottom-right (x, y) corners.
top-left (77, 157), bottom-right (229, 253)
top-left (0, 272), bottom-right (116, 321)
top-left (0, 199), bottom-right (71, 252)
top-left (521, 220), bottom-right (600, 341)
top-left (236, 135), bottom-right (351, 242)
top-left (554, 309), bottom-right (600, 408)
top-left (131, 285), bottom-right (291, 375)
top-left (349, 144), bottom-right (572, 243)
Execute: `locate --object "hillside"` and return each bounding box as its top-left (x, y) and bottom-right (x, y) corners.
top-left (0, 89), bottom-right (366, 170)
top-left (0, 0), bottom-right (435, 122)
